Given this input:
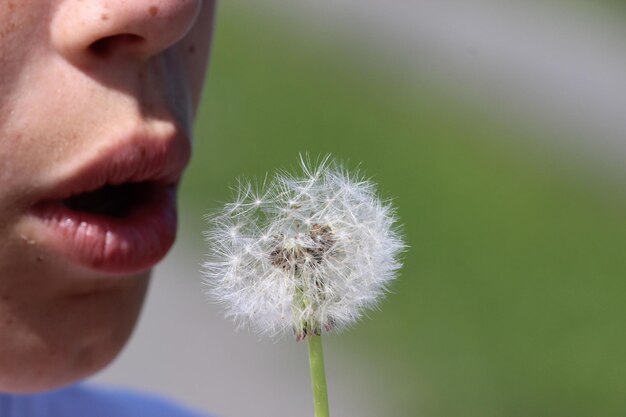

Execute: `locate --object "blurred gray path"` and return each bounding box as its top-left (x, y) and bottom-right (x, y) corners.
top-left (264, 0), bottom-right (626, 165)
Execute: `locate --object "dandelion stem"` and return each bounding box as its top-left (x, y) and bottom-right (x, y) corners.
top-left (307, 334), bottom-right (330, 417)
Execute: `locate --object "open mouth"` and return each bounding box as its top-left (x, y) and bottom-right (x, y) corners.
top-left (30, 179), bottom-right (178, 274)
top-left (25, 132), bottom-right (189, 274)
top-left (61, 181), bottom-right (158, 219)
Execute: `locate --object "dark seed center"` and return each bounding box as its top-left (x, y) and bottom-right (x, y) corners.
top-left (270, 223), bottom-right (336, 271)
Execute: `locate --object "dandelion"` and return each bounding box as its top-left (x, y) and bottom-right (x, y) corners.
top-left (203, 155), bottom-right (404, 417)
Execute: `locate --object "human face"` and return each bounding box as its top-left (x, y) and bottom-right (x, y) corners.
top-left (0, 0), bottom-right (216, 392)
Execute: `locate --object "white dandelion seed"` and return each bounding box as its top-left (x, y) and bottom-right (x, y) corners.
top-left (202, 155), bottom-right (405, 340)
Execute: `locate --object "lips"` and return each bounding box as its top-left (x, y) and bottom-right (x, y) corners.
top-left (28, 132), bottom-right (190, 275)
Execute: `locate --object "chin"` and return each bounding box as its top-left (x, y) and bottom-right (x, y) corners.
top-left (0, 269), bottom-right (150, 394)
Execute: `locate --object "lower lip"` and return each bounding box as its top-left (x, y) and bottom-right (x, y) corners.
top-left (29, 187), bottom-right (177, 274)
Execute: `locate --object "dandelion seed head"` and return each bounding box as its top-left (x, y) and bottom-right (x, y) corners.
top-left (203, 155), bottom-right (405, 339)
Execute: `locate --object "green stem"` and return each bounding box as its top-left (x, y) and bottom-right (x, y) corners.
top-left (307, 334), bottom-right (330, 417)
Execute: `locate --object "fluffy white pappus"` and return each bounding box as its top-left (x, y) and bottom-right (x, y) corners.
top-left (202, 155), bottom-right (405, 340)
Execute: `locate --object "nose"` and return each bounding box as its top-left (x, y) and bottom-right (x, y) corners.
top-left (51, 0), bottom-right (202, 62)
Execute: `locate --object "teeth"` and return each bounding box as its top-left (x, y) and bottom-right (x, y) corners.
top-left (62, 182), bottom-right (152, 218)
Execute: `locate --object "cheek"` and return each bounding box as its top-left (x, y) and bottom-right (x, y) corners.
top-left (0, 2), bottom-right (52, 111)
top-left (0, 92), bottom-right (74, 225)
top-left (0, 5), bottom-right (29, 93)
top-left (0, 3), bottom-right (56, 217)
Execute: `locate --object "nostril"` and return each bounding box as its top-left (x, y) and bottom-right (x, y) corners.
top-left (89, 34), bottom-right (146, 57)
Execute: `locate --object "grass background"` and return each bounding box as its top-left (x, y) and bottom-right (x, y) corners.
top-left (179, 3), bottom-right (626, 416)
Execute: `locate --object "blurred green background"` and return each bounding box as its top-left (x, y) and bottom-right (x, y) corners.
top-left (182, 1), bottom-right (625, 416)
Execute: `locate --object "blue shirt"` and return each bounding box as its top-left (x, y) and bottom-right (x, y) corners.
top-left (0, 384), bottom-right (212, 417)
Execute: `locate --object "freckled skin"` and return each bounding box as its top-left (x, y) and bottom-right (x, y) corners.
top-left (0, 0), bottom-right (216, 393)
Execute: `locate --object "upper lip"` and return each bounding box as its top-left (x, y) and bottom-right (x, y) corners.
top-left (35, 128), bottom-right (191, 202)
